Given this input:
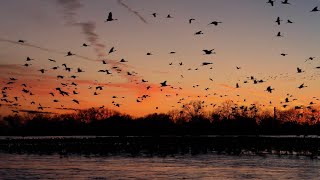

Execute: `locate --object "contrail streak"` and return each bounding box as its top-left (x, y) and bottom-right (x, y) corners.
top-left (117, 0), bottom-right (148, 24)
top-left (0, 38), bottom-right (97, 62)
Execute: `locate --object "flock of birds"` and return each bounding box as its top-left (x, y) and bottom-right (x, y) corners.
top-left (1, 0), bottom-right (320, 118)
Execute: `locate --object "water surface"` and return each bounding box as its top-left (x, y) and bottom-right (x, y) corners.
top-left (0, 153), bottom-right (319, 180)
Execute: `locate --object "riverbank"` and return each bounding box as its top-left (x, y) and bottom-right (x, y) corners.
top-left (0, 136), bottom-right (319, 158)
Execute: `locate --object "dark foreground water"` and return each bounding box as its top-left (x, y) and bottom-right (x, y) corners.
top-left (0, 153), bottom-right (319, 180)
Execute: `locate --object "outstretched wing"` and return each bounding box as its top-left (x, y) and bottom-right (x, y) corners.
top-left (108, 12), bottom-right (113, 19)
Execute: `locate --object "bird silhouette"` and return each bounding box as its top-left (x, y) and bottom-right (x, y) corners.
top-left (105, 12), bottom-right (117, 22)
top-left (96, 86), bottom-right (103, 90)
top-left (202, 62), bottom-right (213, 66)
top-left (281, 0), bottom-right (291, 5)
top-left (18, 40), bottom-right (25, 43)
top-left (209, 21), bottom-right (222, 26)
top-left (48, 59), bottom-right (56, 62)
top-left (72, 99), bottom-right (79, 104)
top-left (108, 47), bottom-right (116, 54)
top-left (275, 17), bottom-right (282, 25)
top-left (203, 49), bottom-right (215, 55)
top-left (26, 57), bottom-right (33, 61)
top-left (305, 57), bottom-right (315, 62)
top-left (266, 86), bottom-right (275, 93)
top-left (276, 32), bottom-right (283, 37)
top-left (311, 6), bottom-right (319, 12)
top-left (39, 69), bottom-right (46, 74)
top-left (298, 83), bottom-right (307, 89)
top-left (77, 68), bottom-right (84, 73)
top-left (267, 0), bottom-right (274, 6)
top-left (82, 43), bottom-right (89, 47)
top-left (287, 19), bottom-right (294, 24)
top-left (152, 13), bottom-right (157, 17)
top-left (66, 51), bottom-right (75, 56)
top-left (194, 31), bottom-right (204, 35)
top-left (166, 14), bottom-right (173, 18)
top-left (189, 18), bottom-right (195, 24)
top-left (297, 67), bottom-right (304, 73)
top-left (160, 81), bottom-right (168, 87)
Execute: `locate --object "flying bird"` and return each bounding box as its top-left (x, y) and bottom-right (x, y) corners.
top-left (267, 0), bottom-right (275, 6)
top-left (311, 6), bottom-right (319, 12)
top-left (108, 47), bottom-right (116, 54)
top-left (275, 17), bottom-right (282, 25)
top-left (66, 51), bottom-right (75, 56)
top-left (203, 49), bottom-right (215, 55)
top-left (276, 32), bottom-right (283, 37)
top-left (287, 19), bottom-right (294, 24)
top-left (266, 86), bottom-right (275, 93)
top-left (72, 99), bottom-right (80, 104)
top-left (105, 12), bottom-right (118, 22)
top-left (189, 18), bottom-right (195, 24)
top-left (305, 57), bottom-right (316, 62)
top-left (26, 57), bottom-right (33, 61)
top-left (194, 31), bottom-right (204, 35)
top-left (297, 67), bottom-right (304, 73)
top-left (298, 83), bottom-right (307, 89)
top-left (209, 21), bottom-right (222, 26)
top-left (202, 62), bottom-right (213, 66)
top-left (281, 0), bottom-right (291, 5)
top-left (39, 69), bottom-right (46, 74)
top-left (160, 81), bottom-right (168, 87)
top-left (166, 14), bottom-right (173, 18)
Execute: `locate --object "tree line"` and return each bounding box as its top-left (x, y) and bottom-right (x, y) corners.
top-left (0, 100), bottom-right (319, 136)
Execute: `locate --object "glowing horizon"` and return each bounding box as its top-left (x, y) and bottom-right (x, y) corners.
top-left (0, 0), bottom-right (319, 117)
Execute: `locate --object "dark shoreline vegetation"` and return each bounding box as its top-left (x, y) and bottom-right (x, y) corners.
top-left (0, 136), bottom-right (319, 158)
top-left (1, 100), bottom-right (319, 136)
top-left (1, 100), bottom-right (319, 158)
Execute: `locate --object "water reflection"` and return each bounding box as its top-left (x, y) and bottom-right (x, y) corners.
top-left (0, 153), bottom-right (319, 180)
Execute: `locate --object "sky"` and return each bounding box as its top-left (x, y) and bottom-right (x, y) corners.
top-left (0, 0), bottom-right (319, 117)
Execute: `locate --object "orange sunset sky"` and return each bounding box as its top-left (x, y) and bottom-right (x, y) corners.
top-left (0, 0), bottom-right (319, 117)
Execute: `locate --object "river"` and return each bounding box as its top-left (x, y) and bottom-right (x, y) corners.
top-left (0, 153), bottom-right (319, 179)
